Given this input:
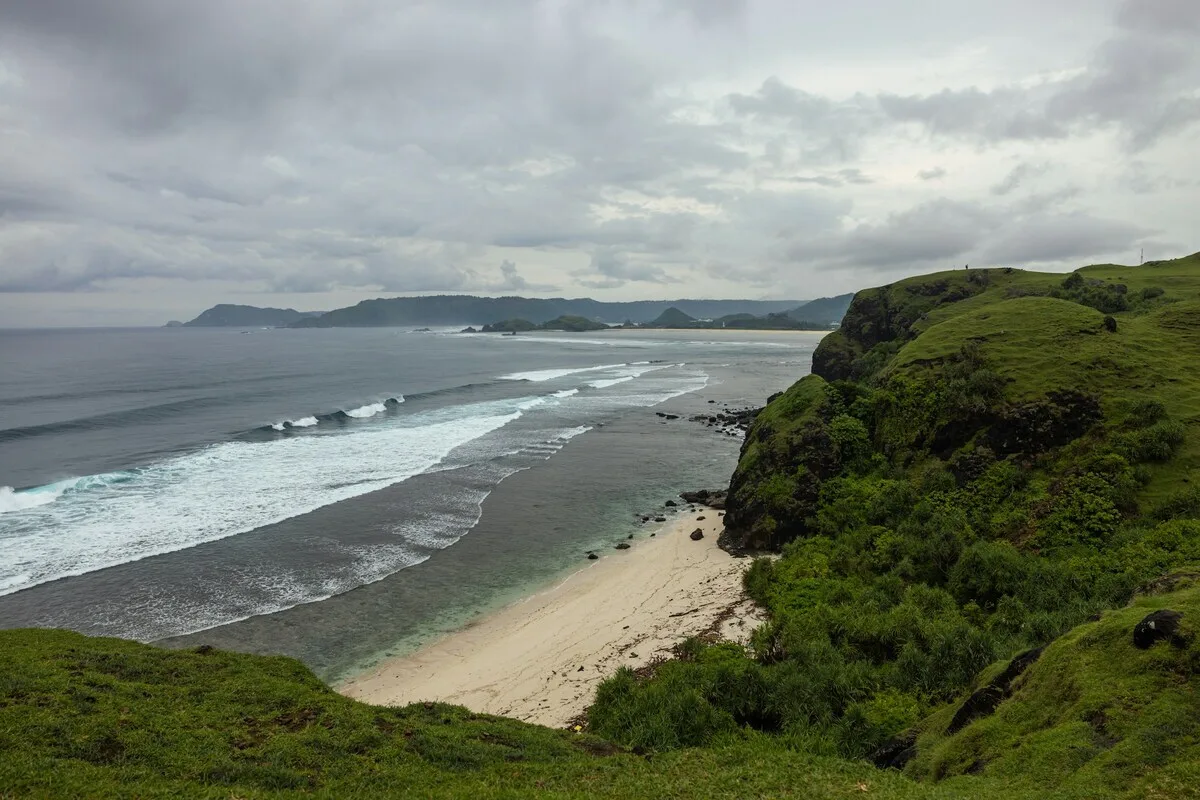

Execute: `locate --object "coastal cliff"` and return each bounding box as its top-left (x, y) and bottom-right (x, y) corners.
top-left (590, 252), bottom-right (1200, 794)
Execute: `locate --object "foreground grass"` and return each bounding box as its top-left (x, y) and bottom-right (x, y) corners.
top-left (0, 628), bottom-right (981, 799)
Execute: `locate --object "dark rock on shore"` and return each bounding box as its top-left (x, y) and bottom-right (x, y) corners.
top-left (614, 542), bottom-right (631, 550)
top-left (587, 553), bottom-right (599, 560)
top-left (690, 529), bottom-right (704, 541)
top-left (679, 489), bottom-right (727, 509)
top-left (665, 500), bottom-right (677, 507)
top-left (654, 516), bottom-right (667, 522)
top-left (689, 406), bottom-right (760, 437)
top-left (1133, 609), bottom-right (1187, 649)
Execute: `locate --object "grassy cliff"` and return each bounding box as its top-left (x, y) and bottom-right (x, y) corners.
top-left (588, 253), bottom-right (1200, 796)
top-left (6, 254), bottom-right (1200, 798)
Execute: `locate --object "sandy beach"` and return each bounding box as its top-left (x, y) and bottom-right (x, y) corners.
top-left (338, 509), bottom-right (761, 727)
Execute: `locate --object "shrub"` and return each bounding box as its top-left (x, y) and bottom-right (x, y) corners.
top-left (1115, 420), bottom-right (1186, 463)
top-left (948, 541), bottom-right (1028, 610)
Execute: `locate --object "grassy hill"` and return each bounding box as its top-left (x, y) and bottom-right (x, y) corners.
top-left (7, 253), bottom-right (1200, 798)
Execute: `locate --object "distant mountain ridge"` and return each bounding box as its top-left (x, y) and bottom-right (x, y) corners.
top-left (180, 293), bottom-right (853, 329)
top-left (182, 304), bottom-right (324, 328)
top-left (289, 295), bottom-right (811, 328)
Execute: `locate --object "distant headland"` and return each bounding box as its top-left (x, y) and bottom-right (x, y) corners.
top-left (174, 293), bottom-right (853, 330)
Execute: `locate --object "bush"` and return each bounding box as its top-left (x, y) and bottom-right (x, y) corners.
top-left (1115, 420), bottom-right (1186, 463)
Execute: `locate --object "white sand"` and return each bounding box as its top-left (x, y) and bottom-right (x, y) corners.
top-left (338, 511), bottom-right (761, 727)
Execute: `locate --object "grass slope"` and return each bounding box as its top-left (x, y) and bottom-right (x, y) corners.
top-left (0, 629), bottom-right (960, 799)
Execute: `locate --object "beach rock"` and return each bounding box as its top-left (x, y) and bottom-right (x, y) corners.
top-left (614, 542), bottom-right (631, 550)
top-left (1133, 609), bottom-right (1187, 649)
top-left (654, 516), bottom-right (666, 522)
top-left (627, 534), bottom-right (634, 539)
top-left (697, 515), bottom-right (706, 521)
top-left (587, 553), bottom-right (599, 560)
top-left (665, 500), bottom-right (677, 507)
top-left (577, 665), bottom-right (584, 672)
top-left (690, 529), bottom-right (704, 541)
top-left (663, 414), bottom-right (679, 420)
top-left (679, 489), bottom-right (728, 509)
top-left (708, 400), bottom-right (716, 403)
top-left (650, 533), bottom-right (656, 537)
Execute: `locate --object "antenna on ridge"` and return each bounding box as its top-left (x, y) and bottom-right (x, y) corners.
top-left (1140, 248), bottom-right (1144, 266)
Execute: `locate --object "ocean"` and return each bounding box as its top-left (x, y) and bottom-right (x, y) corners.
top-left (0, 326), bottom-right (820, 681)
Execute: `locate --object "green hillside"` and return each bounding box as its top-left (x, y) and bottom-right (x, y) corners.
top-left (7, 253), bottom-right (1200, 799)
top-left (587, 252), bottom-right (1200, 796)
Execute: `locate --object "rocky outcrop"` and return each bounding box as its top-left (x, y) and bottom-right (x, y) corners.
top-left (947, 647), bottom-right (1044, 734)
top-left (679, 490), bottom-right (727, 510)
top-left (1133, 609), bottom-right (1187, 649)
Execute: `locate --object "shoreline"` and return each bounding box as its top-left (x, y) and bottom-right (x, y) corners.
top-left (337, 509), bottom-right (760, 727)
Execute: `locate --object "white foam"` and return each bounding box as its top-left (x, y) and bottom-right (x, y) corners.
top-left (0, 486), bottom-right (59, 514)
top-left (291, 416), bottom-right (319, 427)
top-left (499, 363), bottom-right (626, 382)
top-left (552, 389), bottom-right (579, 399)
top-left (588, 377), bottom-right (634, 389)
top-left (0, 472), bottom-right (135, 516)
top-left (345, 402), bottom-right (387, 419)
top-left (0, 402), bottom-right (528, 597)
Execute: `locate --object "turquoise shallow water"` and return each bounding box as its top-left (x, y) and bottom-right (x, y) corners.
top-left (0, 327), bottom-right (818, 679)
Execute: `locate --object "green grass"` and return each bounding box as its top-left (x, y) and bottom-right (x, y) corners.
top-left (0, 629), bottom-right (995, 799)
top-left (910, 577), bottom-right (1200, 798)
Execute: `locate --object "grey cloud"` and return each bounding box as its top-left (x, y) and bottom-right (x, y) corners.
top-left (786, 199), bottom-right (994, 270)
top-left (489, 260), bottom-right (559, 293)
top-left (991, 163), bottom-right (1048, 196)
top-left (578, 248), bottom-right (675, 289)
top-left (1116, 0), bottom-right (1200, 33)
top-left (982, 213), bottom-right (1152, 264)
top-left (0, 0), bottom-right (1194, 317)
top-left (789, 168), bottom-right (873, 187)
top-left (774, 194), bottom-right (1150, 279)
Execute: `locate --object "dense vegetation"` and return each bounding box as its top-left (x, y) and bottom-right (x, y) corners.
top-left (8, 255), bottom-right (1200, 798)
top-left (588, 253), bottom-right (1200, 794)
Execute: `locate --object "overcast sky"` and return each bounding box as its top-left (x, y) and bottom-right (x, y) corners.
top-left (0, 0), bottom-right (1197, 325)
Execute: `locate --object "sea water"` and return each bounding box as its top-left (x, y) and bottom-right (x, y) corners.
top-left (0, 326), bottom-right (820, 680)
